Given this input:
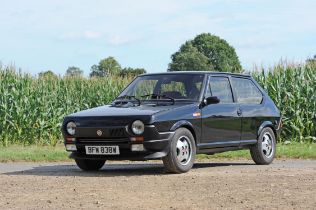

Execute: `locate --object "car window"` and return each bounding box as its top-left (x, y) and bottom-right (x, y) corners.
top-left (209, 77), bottom-right (233, 103)
top-left (231, 77), bottom-right (263, 104)
top-left (161, 81), bottom-right (187, 97)
top-left (132, 79), bottom-right (158, 97)
top-left (121, 74), bottom-right (204, 101)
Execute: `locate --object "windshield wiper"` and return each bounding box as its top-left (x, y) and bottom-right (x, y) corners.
top-left (140, 94), bottom-right (175, 105)
top-left (114, 95), bottom-right (141, 106)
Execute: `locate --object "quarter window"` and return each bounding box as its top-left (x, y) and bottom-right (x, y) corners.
top-left (209, 77), bottom-right (233, 103)
top-left (231, 77), bottom-right (263, 104)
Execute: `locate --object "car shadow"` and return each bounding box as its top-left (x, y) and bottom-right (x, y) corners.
top-left (4, 161), bottom-right (254, 177)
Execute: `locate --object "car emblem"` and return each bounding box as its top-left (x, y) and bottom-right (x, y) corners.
top-left (96, 130), bottom-right (103, 136)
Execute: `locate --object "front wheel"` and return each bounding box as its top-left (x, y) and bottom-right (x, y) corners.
top-left (75, 159), bottom-right (106, 171)
top-left (250, 127), bottom-right (276, 165)
top-left (162, 128), bottom-right (196, 173)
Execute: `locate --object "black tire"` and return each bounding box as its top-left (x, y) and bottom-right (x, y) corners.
top-left (75, 159), bottom-right (106, 171)
top-left (162, 128), bottom-right (196, 173)
top-left (250, 127), bottom-right (276, 165)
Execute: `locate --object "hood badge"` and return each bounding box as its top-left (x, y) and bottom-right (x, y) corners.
top-left (96, 130), bottom-right (103, 136)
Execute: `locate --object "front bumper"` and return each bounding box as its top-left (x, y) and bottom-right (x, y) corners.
top-left (64, 125), bottom-right (175, 160)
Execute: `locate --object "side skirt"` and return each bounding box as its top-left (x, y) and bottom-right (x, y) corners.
top-left (196, 139), bottom-right (257, 155)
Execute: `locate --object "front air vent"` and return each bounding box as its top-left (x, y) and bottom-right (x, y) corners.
top-left (109, 128), bottom-right (126, 137)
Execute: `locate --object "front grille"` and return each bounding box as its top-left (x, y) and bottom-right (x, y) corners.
top-left (109, 128), bottom-right (126, 137)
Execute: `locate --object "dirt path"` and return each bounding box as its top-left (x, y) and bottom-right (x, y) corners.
top-left (0, 159), bottom-right (315, 209)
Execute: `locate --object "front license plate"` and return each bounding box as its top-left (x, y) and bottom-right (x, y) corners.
top-left (85, 146), bottom-right (120, 155)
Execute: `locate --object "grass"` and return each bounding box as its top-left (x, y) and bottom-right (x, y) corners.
top-left (0, 143), bottom-right (315, 162)
top-left (0, 144), bottom-right (68, 162)
top-left (197, 143), bottom-right (316, 159)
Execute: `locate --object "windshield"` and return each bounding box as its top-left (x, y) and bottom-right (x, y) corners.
top-left (118, 74), bottom-right (205, 101)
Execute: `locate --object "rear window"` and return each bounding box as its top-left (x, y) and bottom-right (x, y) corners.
top-left (231, 77), bottom-right (263, 104)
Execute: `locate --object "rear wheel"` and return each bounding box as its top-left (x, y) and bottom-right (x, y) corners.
top-left (250, 127), bottom-right (276, 165)
top-left (162, 128), bottom-right (196, 173)
top-left (75, 159), bottom-right (106, 171)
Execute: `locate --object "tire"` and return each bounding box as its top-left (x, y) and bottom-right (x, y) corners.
top-left (162, 128), bottom-right (196, 173)
top-left (75, 159), bottom-right (106, 171)
top-left (250, 127), bottom-right (276, 165)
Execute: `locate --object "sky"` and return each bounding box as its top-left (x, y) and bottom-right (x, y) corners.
top-left (0, 0), bottom-right (315, 76)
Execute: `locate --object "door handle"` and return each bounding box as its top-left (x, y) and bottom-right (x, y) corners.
top-left (237, 108), bottom-right (242, 116)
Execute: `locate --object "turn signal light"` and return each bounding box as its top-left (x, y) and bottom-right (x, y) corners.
top-left (66, 137), bottom-right (76, 143)
top-left (130, 136), bottom-right (144, 142)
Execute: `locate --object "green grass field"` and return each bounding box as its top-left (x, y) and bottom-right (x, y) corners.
top-left (0, 143), bottom-right (315, 162)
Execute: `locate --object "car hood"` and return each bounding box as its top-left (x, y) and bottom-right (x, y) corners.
top-left (68, 104), bottom-right (180, 117)
top-left (64, 103), bottom-right (196, 126)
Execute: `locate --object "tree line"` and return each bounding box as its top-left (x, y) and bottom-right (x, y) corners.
top-left (39, 33), bottom-right (316, 78)
top-left (39, 57), bottom-right (146, 78)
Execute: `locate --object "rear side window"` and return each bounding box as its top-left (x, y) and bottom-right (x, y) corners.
top-left (231, 77), bottom-right (263, 104)
top-left (209, 77), bottom-right (233, 103)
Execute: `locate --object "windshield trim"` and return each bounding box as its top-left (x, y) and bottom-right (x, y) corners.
top-left (116, 73), bottom-right (207, 102)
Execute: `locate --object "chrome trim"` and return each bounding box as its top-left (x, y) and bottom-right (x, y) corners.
top-left (158, 131), bottom-right (175, 135)
top-left (146, 139), bottom-right (169, 143)
top-left (145, 125), bottom-right (155, 128)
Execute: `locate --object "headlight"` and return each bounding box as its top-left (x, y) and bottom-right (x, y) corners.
top-left (66, 121), bottom-right (76, 135)
top-left (131, 120), bottom-right (144, 135)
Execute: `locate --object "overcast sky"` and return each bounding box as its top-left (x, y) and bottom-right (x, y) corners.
top-left (0, 0), bottom-right (315, 75)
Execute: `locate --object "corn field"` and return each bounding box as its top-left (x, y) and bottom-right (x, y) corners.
top-left (0, 67), bottom-right (131, 146)
top-left (0, 63), bottom-right (315, 146)
top-left (253, 62), bottom-right (316, 143)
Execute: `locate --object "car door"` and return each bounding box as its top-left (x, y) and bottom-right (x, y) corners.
top-left (200, 76), bottom-right (242, 147)
top-left (230, 77), bottom-right (264, 142)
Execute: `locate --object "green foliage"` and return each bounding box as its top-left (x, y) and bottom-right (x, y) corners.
top-left (0, 66), bottom-right (131, 146)
top-left (38, 70), bottom-right (58, 79)
top-left (120, 67), bottom-right (146, 77)
top-left (168, 42), bottom-right (214, 71)
top-left (169, 33), bottom-right (242, 72)
top-left (0, 61), bottom-right (315, 146)
top-left (90, 56), bottom-right (121, 77)
top-left (306, 55), bottom-right (316, 65)
top-left (65, 66), bottom-right (83, 77)
top-left (253, 62), bottom-right (316, 143)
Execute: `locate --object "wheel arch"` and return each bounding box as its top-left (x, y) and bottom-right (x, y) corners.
top-left (170, 120), bottom-right (197, 144)
top-left (258, 121), bottom-right (277, 139)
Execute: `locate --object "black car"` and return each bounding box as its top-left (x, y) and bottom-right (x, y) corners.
top-left (62, 72), bottom-right (281, 173)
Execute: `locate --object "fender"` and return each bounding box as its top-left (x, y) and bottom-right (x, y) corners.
top-left (257, 121), bottom-right (276, 137)
top-left (170, 120), bottom-right (194, 131)
top-left (170, 120), bottom-right (199, 143)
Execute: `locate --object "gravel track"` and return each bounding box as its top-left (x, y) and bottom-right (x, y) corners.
top-left (0, 159), bottom-right (315, 209)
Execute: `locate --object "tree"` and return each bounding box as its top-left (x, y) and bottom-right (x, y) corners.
top-left (90, 56), bottom-right (121, 77)
top-left (169, 33), bottom-right (242, 72)
top-left (120, 67), bottom-right (146, 77)
top-left (38, 70), bottom-right (58, 79)
top-left (65, 66), bottom-right (83, 77)
top-left (306, 55), bottom-right (316, 65)
top-left (168, 42), bottom-right (214, 71)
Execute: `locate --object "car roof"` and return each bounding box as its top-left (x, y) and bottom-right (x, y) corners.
top-left (140, 71), bottom-right (251, 78)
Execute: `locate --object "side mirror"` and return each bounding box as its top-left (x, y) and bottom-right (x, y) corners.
top-left (204, 96), bottom-right (220, 105)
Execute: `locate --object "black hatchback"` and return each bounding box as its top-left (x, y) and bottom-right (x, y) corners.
top-left (62, 72), bottom-right (281, 173)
